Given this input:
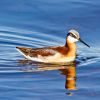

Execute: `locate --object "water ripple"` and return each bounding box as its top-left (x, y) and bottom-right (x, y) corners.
top-left (0, 26), bottom-right (100, 73)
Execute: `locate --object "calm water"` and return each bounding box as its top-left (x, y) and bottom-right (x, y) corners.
top-left (0, 0), bottom-right (100, 100)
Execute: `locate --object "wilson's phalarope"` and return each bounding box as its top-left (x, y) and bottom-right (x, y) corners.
top-left (16, 29), bottom-right (90, 63)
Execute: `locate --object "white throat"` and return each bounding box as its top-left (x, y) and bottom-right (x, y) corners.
top-left (67, 36), bottom-right (78, 43)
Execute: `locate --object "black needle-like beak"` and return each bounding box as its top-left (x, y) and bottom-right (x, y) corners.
top-left (79, 38), bottom-right (90, 48)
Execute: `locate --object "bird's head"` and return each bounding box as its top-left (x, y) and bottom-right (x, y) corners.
top-left (67, 29), bottom-right (90, 48)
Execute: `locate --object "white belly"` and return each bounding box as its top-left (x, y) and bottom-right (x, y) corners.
top-left (26, 53), bottom-right (75, 63)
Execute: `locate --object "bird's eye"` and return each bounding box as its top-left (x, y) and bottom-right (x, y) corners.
top-left (69, 33), bottom-right (76, 38)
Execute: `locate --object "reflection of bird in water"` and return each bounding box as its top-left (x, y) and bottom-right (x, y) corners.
top-left (60, 63), bottom-right (76, 90)
top-left (16, 29), bottom-right (90, 63)
top-left (18, 59), bottom-right (76, 91)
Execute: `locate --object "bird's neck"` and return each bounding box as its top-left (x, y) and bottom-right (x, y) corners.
top-left (65, 41), bottom-right (77, 58)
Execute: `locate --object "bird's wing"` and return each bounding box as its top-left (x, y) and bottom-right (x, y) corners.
top-left (29, 48), bottom-right (56, 57)
top-left (16, 46), bottom-right (68, 58)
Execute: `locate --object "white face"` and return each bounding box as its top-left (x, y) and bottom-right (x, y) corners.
top-left (67, 36), bottom-right (78, 43)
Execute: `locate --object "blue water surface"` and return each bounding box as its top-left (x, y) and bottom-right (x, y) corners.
top-left (0, 0), bottom-right (100, 100)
